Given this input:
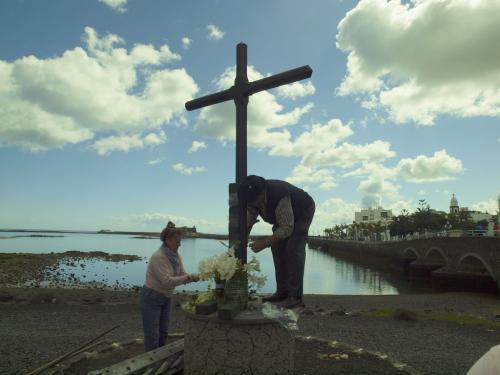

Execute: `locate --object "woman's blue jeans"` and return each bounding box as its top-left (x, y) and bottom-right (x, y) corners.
top-left (139, 286), bottom-right (172, 352)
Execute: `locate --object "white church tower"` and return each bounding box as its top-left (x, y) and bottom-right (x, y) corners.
top-left (450, 193), bottom-right (459, 214)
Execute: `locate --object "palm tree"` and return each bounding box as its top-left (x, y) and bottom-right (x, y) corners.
top-left (372, 221), bottom-right (384, 241)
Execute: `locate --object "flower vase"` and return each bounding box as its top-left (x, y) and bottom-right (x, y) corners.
top-left (224, 273), bottom-right (248, 310)
top-left (214, 280), bottom-right (226, 306)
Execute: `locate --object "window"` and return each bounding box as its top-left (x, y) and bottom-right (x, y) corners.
top-left (381, 212), bottom-right (388, 218)
top-left (362, 216), bottom-right (369, 221)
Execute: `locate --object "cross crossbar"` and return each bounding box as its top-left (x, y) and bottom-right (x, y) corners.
top-left (185, 66), bottom-right (311, 111)
top-left (184, 42), bottom-right (312, 265)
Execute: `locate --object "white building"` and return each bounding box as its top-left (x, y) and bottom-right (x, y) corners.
top-left (450, 194), bottom-right (459, 214)
top-left (467, 210), bottom-right (494, 223)
top-left (353, 207), bottom-right (393, 241)
top-left (354, 207), bottom-right (393, 223)
top-left (449, 194), bottom-right (494, 222)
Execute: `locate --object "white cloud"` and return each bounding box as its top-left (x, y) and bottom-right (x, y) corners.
top-left (471, 198), bottom-right (499, 214)
top-left (172, 163), bottom-right (207, 175)
top-left (358, 176), bottom-right (401, 207)
top-left (181, 37), bottom-right (192, 50)
top-left (340, 161), bottom-right (400, 208)
top-left (342, 161), bottom-right (396, 180)
top-left (302, 140), bottom-right (395, 168)
top-left (195, 66), bottom-right (313, 149)
top-left (207, 24), bottom-right (225, 40)
top-left (188, 140), bottom-right (207, 153)
top-left (387, 200), bottom-right (413, 215)
top-left (0, 27), bottom-right (198, 153)
top-left (312, 198), bottom-right (360, 231)
top-left (98, 0), bottom-right (127, 13)
top-left (270, 119), bottom-right (353, 158)
top-left (276, 81), bottom-right (316, 100)
top-left (337, 0), bottom-right (500, 125)
top-left (143, 131), bottom-right (167, 146)
top-left (147, 158), bottom-right (164, 165)
top-left (417, 189), bottom-right (426, 196)
top-left (118, 212), bottom-right (212, 228)
top-left (93, 131), bottom-right (166, 156)
top-left (396, 150), bottom-right (464, 182)
top-left (286, 164), bottom-right (336, 191)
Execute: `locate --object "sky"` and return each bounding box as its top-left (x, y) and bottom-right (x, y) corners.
top-left (0, 0), bottom-right (499, 235)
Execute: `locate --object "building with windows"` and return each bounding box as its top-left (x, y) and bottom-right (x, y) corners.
top-left (448, 194), bottom-right (494, 222)
top-left (352, 207), bottom-right (393, 241)
top-left (354, 207), bottom-right (393, 224)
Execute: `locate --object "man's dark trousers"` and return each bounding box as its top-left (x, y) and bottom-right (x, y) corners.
top-left (271, 202), bottom-right (315, 298)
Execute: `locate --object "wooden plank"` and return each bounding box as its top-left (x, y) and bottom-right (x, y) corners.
top-left (163, 355), bottom-right (184, 375)
top-left (27, 325), bottom-right (120, 375)
top-left (87, 339), bottom-right (184, 375)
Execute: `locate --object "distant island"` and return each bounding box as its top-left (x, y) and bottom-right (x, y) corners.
top-left (0, 228), bottom-right (272, 241)
top-left (97, 227), bottom-right (230, 240)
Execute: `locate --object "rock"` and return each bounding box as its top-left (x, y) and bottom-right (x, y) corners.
top-left (393, 309), bottom-right (417, 321)
top-left (0, 291), bottom-right (14, 302)
top-left (30, 292), bottom-right (56, 304)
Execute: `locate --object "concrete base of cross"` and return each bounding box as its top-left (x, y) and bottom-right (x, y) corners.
top-left (183, 308), bottom-right (294, 375)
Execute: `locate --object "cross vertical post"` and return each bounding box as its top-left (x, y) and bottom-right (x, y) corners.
top-left (234, 43), bottom-right (248, 263)
top-left (185, 42), bottom-right (312, 268)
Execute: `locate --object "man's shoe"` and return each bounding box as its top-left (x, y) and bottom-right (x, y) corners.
top-left (262, 293), bottom-right (287, 303)
top-left (282, 297), bottom-right (305, 309)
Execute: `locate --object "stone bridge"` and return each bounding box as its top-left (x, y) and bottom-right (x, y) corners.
top-left (308, 237), bottom-right (500, 293)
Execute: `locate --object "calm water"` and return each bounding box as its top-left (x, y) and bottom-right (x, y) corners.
top-left (0, 231), bottom-right (401, 295)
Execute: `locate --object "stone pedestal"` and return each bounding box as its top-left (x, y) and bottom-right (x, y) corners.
top-left (184, 308), bottom-right (294, 375)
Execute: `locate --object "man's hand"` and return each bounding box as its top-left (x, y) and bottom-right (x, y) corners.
top-left (249, 238), bottom-right (270, 253)
top-left (187, 273), bottom-right (200, 282)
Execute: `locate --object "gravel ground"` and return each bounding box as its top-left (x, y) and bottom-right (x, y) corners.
top-left (1, 288), bottom-right (499, 375)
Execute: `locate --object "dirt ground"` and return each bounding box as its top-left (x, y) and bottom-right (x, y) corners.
top-left (1, 287), bottom-right (499, 375)
top-left (1, 252), bottom-right (499, 374)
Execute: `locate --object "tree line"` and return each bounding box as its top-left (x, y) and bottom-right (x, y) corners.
top-left (322, 200), bottom-right (498, 240)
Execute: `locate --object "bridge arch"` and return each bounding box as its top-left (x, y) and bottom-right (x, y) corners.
top-left (424, 247), bottom-right (447, 266)
top-left (457, 253), bottom-right (495, 278)
top-left (402, 247), bottom-right (419, 261)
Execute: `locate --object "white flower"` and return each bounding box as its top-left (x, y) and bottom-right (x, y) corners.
top-left (215, 252), bottom-right (238, 281)
top-left (198, 256), bottom-right (217, 280)
top-left (197, 246), bottom-right (266, 291)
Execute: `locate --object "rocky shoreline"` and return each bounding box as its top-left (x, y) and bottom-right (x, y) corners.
top-left (0, 251), bottom-right (142, 289)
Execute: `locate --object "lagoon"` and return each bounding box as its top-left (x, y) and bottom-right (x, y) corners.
top-left (0, 231), bottom-right (402, 295)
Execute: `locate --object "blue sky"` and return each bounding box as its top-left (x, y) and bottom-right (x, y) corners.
top-left (0, 0), bottom-right (499, 234)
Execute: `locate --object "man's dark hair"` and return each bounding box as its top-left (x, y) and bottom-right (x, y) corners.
top-left (238, 175), bottom-right (266, 204)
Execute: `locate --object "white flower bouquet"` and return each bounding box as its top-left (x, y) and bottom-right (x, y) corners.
top-left (198, 246), bottom-right (267, 291)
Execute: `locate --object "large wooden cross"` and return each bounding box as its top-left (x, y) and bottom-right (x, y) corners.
top-left (185, 42), bottom-right (312, 264)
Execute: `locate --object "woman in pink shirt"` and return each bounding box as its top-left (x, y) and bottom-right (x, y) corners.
top-left (139, 222), bottom-right (198, 351)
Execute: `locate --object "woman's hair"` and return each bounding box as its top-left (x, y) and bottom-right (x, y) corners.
top-left (160, 221), bottom-right (182, 243)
